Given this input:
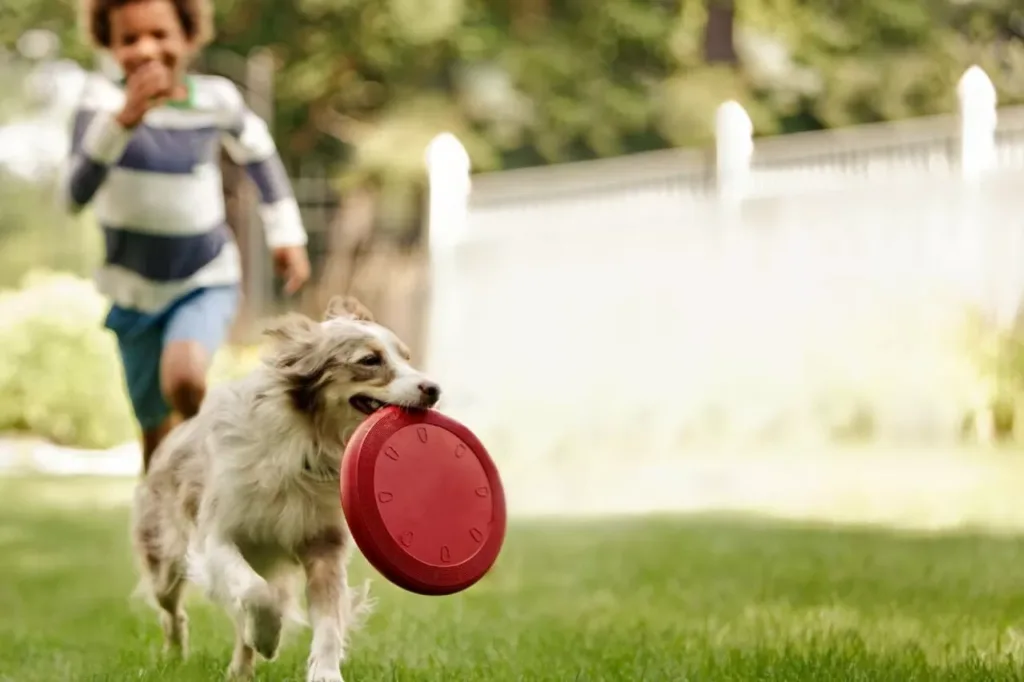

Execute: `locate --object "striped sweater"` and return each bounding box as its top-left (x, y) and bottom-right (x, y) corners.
top-left (58, 72), bottom-right (308, 314)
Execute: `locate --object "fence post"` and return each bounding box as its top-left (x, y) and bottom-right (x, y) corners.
top-left (957, 66), bottom-right (1003, 444)
top-left (714, 99), bottom-right (754, 306)
top-left (715, 100), bottom-right (753, 207)
top-left (423, 133), bottom-right (471, 397)
top-left (425, 133), bottom-right (471, 250)
top-left (958, 65), bottom-right (997, 182)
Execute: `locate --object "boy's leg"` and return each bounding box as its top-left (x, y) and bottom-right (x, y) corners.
top-left (160, 285), bottom-right (241, 421)
top-left (112, 322), bottom-right (176, 473)
top-left (143, 417), bottom-right (179, 469)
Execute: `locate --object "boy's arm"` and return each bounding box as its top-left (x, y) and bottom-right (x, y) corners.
top-left (58, 68), bottom-right (172, 213)
top-left (220, 94), bottom-right (309, 251)
top-left (58, 106), bottom-right (133, 213)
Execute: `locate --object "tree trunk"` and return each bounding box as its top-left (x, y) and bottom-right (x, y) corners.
top-left (704, 0), bottom-right (737, 64)
top-left (511, 0), bottom-right (549, 37)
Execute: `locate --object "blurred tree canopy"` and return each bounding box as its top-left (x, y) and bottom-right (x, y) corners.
top-left (3, 0), bottom-right (1024, 179)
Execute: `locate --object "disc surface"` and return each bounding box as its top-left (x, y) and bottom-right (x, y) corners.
top-left (341, 406), bottom-right (507, 596)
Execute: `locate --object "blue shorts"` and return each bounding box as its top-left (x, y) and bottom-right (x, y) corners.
top-left (105, 285), bottom-right (240, 432)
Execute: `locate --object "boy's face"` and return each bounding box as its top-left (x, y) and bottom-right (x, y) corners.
top-left (108, 0), bottom-right (193, 82)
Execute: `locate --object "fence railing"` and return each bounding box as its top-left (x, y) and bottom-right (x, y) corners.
top-left (467, 70), bottom-right (1024, 209)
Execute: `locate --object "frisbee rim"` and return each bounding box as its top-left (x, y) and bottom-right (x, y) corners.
top-left (341, 407), bottom-right (506, 596)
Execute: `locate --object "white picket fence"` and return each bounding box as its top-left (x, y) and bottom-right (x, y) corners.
top-left (421, 66), bottom-right (1024, 466)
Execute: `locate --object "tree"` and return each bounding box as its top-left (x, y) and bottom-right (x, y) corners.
top-left (6, 0), bottom-right (1023, 178)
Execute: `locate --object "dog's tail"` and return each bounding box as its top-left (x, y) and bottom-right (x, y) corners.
top-left (127, 483), bottom-right (160, 611)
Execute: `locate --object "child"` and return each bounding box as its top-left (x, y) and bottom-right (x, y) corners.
top-left (61, 0), bottom-right (311, 471)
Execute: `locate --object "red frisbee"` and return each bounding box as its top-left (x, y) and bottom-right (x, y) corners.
top-left (340, 406), bottom-right (507, 596)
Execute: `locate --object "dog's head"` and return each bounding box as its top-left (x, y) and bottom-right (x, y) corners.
top-left (262, 296), bottom-right (441, 440)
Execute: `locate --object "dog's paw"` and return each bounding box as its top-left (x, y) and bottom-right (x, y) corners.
top-left (240, 584), bottom-right (283, 660)
top-left (161, 637), bottom-right (189, 661)
top-left (160, 611), bottom-right (189, 659)
top-left (307, 660), bottom-right (345, 682)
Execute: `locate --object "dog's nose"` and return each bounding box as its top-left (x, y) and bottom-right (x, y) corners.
top-left (418, 381), bottom-right (441, 405)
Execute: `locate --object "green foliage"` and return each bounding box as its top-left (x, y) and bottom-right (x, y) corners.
top-left (0, 270), bottom-right (136, 448)
top-left (0, 172), bottom-right (103, 288)
top-left (738, 0), bottom-right (1024, 129)
top-left (5, 0), bottom-right (1023, 180)
top-left (0, 271), bottom-right (264, 449)
top-left (959, 309), bottom-right (1024, 440)
top-left (0, 0), bottom-right (82, 63)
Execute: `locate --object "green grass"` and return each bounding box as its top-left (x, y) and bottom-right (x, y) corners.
top-left (5, 477), bottom-right (1024, 680)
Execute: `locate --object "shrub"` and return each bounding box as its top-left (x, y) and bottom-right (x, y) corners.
top-left (0, 172), bottom-right (103, 288)
top-left (0, 270), bottom-right (136, 448)
top-left (0, 270), bottom-right (264, 450)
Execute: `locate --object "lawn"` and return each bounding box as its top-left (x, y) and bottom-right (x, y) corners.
top-left (5, 476), bottom-right (1024, 681)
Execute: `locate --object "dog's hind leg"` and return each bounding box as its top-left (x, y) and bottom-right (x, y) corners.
top-left (133, 498), bottom-right (190, 658)
top-left (153, 557), bottom-right (190, 658)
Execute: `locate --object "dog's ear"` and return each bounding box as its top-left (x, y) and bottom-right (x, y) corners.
top-left (324, 295), bottom-right (374, 323)
top-left (263, 313), bottom-right (332, 413)
top-left (263, 312), bottom-right (320, 346)
top-left (262, 312), bottom-right (325, 373)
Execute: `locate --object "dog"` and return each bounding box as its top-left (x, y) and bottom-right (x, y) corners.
top-left (130, 295), bottom-right (442, 681)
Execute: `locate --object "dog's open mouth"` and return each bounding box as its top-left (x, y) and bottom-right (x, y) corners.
top-left (349, 395), bottom-right (390, 415)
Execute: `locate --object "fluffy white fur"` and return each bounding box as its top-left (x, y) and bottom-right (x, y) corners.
top-left (130, 296), bottom-right (441, 681)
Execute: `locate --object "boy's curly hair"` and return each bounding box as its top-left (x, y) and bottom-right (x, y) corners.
top-left (79, 0), bottom-right (214, 48)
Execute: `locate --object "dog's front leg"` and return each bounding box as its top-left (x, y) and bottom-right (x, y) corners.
top-left (299, 529), bottom-right (351, 682)
top-left (203, 535), bottom-right (284, 665)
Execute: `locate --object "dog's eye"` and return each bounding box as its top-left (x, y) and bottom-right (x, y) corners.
top-left (356, 353), bottom-right (382, 367)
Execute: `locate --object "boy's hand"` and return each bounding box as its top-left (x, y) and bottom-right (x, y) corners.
top-left (272, 245), bottom-right (311, 295)
top-left (116, 62), bottom-right (172, 129)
